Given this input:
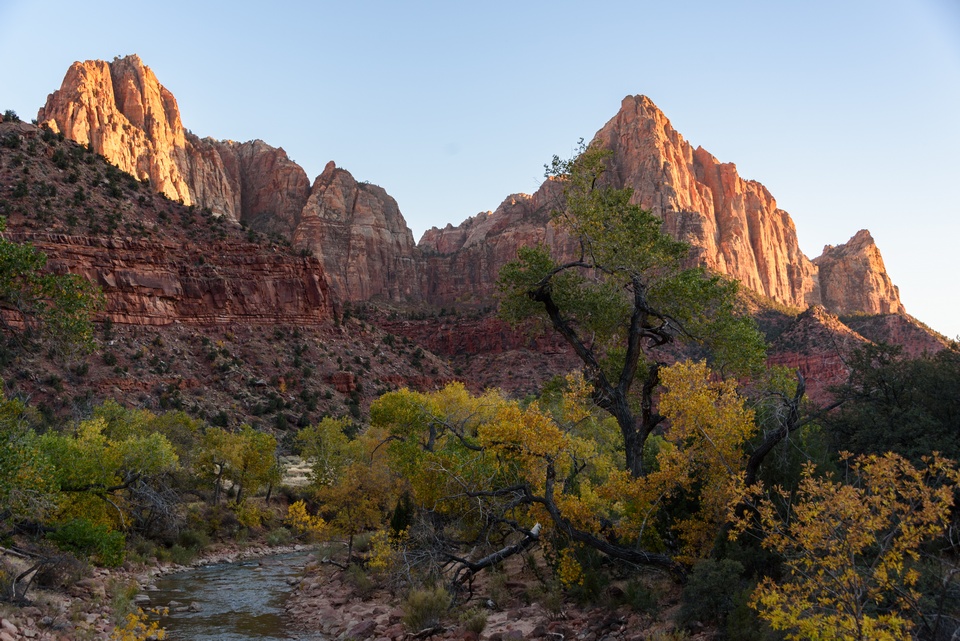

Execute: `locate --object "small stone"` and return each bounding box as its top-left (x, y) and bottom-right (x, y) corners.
top-left (345, 619), bottom-right (377, 640)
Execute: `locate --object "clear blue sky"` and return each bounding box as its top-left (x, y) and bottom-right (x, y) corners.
top-left (1, 1), bottom-right (959, 339)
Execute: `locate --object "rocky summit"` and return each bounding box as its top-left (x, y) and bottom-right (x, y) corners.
top-left (39, 55), bottom-right (906, 320)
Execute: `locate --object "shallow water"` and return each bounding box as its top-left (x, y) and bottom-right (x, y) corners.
top-left (147, 551), bottom-right (324, 640)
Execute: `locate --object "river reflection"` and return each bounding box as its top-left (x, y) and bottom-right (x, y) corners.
top-left (148, 551), bottom-right (324, 641)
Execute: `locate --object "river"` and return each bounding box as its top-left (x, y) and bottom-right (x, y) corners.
top-left (146, 551), bottom-right (324, 640)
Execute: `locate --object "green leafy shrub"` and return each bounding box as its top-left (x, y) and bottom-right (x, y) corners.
top-left (352, 530), bottom-right (374, 553)
top-left (177, 528), bottom-right (210, 551)
top-left (618, 578), bottom-right (659, 614)
top-left (345, 563), bottom-right (375, 599)
top-left (459, 607), bottom-right (488, 634)
top-left (165, 544), bottom-right (195, 565)
top-left (402, 586), bottom-right (451, 630)
top-left (677, 558), bottom-right (744, 628)
top-left (266, 527), bottom-right (292, 546)
top-left (109, 578), bottom-right (140, 624)
top-left (49, 518), bottom-right (126, 567)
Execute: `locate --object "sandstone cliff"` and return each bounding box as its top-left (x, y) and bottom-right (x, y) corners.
top-left (0, 121), bottom-right (333, 326)
top-left (594, 96), bottom-right (820, 307)
top-left (37, 55), bottom-right (193, 204)
top-left (419, 182), bottom-right (578, 304)
top-left (26, 233), bottom-right (331, 326)
top-left (814, 229), bottom-right (905, 316)
top-left (38, 58), bottom-right (907, 320)
top-left (39, 55), bottom-right (415, 301)
top-left (38, 55), bottom-right (311, 238)
top-left (420, 95), bottom-right (902, 317)
top-left (293, 161), bottom-right (424, 302)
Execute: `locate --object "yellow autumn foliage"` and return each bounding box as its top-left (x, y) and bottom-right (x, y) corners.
top-left (741, 452), bottom-right (960, 640)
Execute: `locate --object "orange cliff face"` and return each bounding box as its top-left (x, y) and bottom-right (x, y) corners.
top-left (594, 96), bottom-right (820, 308)
top-left (420, 95), bottom-right (905, 318)
top-left (39, 55), bottom-right (312, 238)
top-left (814, 229), bottom-right (905, 316)
top-left (38, 55), bottom-right (193, 204)
top-left (38, 56), bottom-right (905, 321)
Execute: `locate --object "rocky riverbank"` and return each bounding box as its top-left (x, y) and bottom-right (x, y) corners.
top-left (0, 543), bottom-right (310, 641)
top-left (285, 560), bottom-right (706, 641)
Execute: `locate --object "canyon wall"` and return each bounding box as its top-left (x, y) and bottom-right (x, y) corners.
top-left (420, 96), bottom-right (903, 316)
top-left (293, 162), bottom-right (424, 302)
top-left (26, 233), bottom-right (333, 326)
top-left (38, 56), bottom-right (905, 320)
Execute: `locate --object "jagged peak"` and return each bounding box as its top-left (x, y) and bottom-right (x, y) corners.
top-left (815, 229), bottom-right (881, 263)
top-left (112, 53), bottom-right (145, 66)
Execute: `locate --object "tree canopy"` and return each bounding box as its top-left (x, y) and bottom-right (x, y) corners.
top-left (498, 142), bottom-right (765, 478)
top-left (0, 217), bottom-right (102, 355)
top-left (827, 343), bottom-right (960, 462)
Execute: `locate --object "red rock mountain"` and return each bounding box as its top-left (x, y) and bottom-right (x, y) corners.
top-left (38, 56), bottom-right (907, 323)
top-left (814, 229), bottom-right (904, 315)
top-left (0, 119), bottom-right (334, 327)
top-left (293, 162), bottom-right (424, 303)
top-left (420, 96), bottom-right (903, 317)
top-left (38, 55), bottom-right (418, 302)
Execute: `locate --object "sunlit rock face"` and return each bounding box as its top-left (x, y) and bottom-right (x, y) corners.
top-left (39, 55), bottom-right (311, 237)
top-left (593, 95), bottom-right (820, 308)
top-left (40, 58), bottom-right (904, 319)
top-left (39, 55), bottom-right (193, 204)
top-left (421, 95), bottom-right (905, 318)
top-left (814, 229), bottom-right (905, 315)
top-left (420, 95), bottom-right (821, 309)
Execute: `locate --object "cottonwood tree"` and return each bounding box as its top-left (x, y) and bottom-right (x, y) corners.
top-left (739, 452), bottom-right (960, 641)
top-left (0, 217), bottom-right (102, 355)
top-left (38, 417), bottom-right (179, 530)
top-left (498, 143), bottom-right (765, 479)
top-left (197, 425), bottom-right (277, 506)
top-left (370, 369), bottom-right (758, 586)
top-left (0, 394), bottom-right (56, 525)
top-left (298, 417), bottom-right (397, 563)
